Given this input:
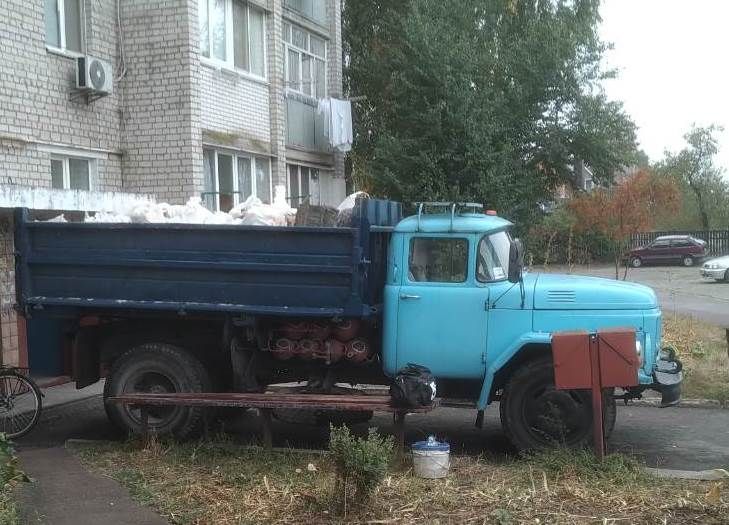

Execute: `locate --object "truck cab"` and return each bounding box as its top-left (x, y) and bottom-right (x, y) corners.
top-left (382, 203), bottom-right (681, 449)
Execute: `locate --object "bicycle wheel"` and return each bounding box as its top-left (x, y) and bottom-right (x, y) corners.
top-left (0, 370), bottom-right (42, 439)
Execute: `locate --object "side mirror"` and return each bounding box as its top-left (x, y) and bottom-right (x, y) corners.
top-left (508, 238), bottom-right (524, 283)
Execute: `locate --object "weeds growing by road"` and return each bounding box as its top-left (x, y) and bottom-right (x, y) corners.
top-left (77, 438), bottom-right (728, 524)
top-left (663, 313), bottom-right (729, 405)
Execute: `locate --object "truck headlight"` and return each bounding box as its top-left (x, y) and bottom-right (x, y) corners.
top-left (635, 339), bottom-right (643, 363)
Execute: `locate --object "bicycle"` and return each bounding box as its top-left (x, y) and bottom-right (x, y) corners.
top-left (0, 367), bottom-right (42, 439)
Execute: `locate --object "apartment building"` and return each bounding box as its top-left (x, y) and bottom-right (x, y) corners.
top-left (0, 0), bottom-right (347, 367)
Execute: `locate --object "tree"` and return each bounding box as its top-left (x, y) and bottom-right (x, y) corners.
top-left (343, 0), bottom-right (639, 223)
top-left (656, 125), bottom-right (727, 230)
top-left (569, 170), bottom-right (680, 279)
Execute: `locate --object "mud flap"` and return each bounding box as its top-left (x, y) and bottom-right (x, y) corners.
top-left (73, 327), bottom-right (100, 388)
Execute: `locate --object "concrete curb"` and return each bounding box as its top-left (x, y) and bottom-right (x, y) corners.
top-left (644, 467), bottom-right (729, 480)
top-left (628, 397), bottom-right (727, 409)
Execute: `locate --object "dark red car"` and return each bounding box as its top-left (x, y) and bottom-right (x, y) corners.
top-left (627, 235), bottom-right (707, 268)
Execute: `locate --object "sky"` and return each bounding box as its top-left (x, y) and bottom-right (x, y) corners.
top-left (599, 0), bottom-right (729, 175)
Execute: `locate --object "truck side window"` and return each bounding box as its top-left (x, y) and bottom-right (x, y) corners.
top-left (408, 238), bottom-right (468, 283)
top-left (476, 232), bottom-right (510, 282)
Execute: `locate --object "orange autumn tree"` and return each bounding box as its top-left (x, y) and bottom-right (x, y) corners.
top-left (569, 169), bottom-right (681, 279)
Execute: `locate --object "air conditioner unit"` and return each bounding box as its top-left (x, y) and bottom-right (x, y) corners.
top-left (76, 55), bottom-right (113, 96)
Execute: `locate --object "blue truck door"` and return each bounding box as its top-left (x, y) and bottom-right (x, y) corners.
top-left (394, 234), bottom-right (488, 379)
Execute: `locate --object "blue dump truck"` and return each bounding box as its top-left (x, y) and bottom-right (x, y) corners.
top-left (14, 201), bottom-right (682, 450)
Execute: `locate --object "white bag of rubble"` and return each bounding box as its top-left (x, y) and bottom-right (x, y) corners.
top-left (234, 185), bottom-right (296, 226)
top-left (336, 191), bottom-right (370, 212)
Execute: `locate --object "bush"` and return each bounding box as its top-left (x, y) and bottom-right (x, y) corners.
top-left (329, 425), bottom-right (394, 513)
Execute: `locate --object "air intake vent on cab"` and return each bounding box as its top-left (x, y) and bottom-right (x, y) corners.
top-left (547, 290), bottom-right (576, 303)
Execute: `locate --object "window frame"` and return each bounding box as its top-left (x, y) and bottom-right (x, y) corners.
top-left (283, 22), bottom-right (327, 98)
top-left (50, 155), bottom-right (94, 191)
top-left (45, 0), bottom-right (86, 55)
top-left (475, 232), bottom-right (511, 283)
top-left (202, 148), bottom-right (272, 211)
top-left (286, 164), bottom-right (319, 206)
top-left (406, 236), bottom-right (470, 285)
top-left (649, 239), bottom-right (671, 249)
top-left (199, 0), bottom-right (267, 79)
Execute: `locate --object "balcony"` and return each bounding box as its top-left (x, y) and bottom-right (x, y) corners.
top-left (285, 92), bottom-right (331, 153)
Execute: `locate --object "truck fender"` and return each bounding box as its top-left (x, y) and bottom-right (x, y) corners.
top-left (476, 332), bottom-right (552, 409)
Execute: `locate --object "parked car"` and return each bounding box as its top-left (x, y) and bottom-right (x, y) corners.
top-left (627, 235), bottom-right (707, 268)
top-left (700, 256), bottom-right (729, 282)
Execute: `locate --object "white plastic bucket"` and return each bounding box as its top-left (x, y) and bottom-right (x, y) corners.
top-left (411, 437), bottom-right (450, 479)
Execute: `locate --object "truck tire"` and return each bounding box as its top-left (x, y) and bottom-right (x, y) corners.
top-left (499, 357), bottom-right (616, 451)
top-left (104, 343), bottom-right (212, 439)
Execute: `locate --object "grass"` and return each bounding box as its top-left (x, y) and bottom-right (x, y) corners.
top-left (662, 313), bottom-right (729, 405)
top-left (0, 492), bottom-right (18, 525)
top-left (77, 439), bottom-right (729, 524)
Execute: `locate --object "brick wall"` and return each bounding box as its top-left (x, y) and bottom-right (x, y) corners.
top-left (327, 0), bottom-right (345, 183)
top-left (268, 0), bottom-right (288, 189)
top-left (120, 0), bottom-right (203, 203)
top-left (200, 66), bottom-right (271, 144)
top-left (0, 0), bottom-right (123, 191)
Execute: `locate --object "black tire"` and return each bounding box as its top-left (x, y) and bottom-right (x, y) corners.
top-left (682, 256), bottom-right (694, 267)
top-left (723, 270), bottom-right (729, 283)
top-left (500, 357), bottom-right (616, 451)
top-left (630, 257), bottom-right (642, 268)
top-left (104, 343), bottom-right (212, 439)
top-left (0, 371), bottom-right (42, 439)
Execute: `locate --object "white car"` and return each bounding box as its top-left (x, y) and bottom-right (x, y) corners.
top-left (700, 256), bottom-right (729, 282)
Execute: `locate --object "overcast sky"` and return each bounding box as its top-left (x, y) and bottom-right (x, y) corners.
top-left (599, 0), bottom-right (729, 175)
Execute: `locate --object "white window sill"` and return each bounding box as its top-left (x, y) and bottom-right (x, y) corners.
top-left (46, 46), bottom-right (84, 60)
top-left (200, 58), bottom-right (269, 86)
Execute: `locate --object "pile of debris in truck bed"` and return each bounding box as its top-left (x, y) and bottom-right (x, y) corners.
top-left (46, 190), bottom-right (369, 227)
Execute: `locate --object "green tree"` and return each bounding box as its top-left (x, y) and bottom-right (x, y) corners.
top-left (655, 125), bottom-right (728, 230)
top-left (343, 0), bottom-right (638, 221)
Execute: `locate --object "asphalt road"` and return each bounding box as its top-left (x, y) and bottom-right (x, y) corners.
top-left (544, 264), bottom-right (729, 326)
top-left (17, 394), bottom-right (729, 472)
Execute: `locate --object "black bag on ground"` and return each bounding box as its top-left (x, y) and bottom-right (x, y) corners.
top-left (390, 364), bottom-right (436, 407)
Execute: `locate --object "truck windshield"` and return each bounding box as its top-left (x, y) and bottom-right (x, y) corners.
top-left (476, 231), bottom-right (511, 282)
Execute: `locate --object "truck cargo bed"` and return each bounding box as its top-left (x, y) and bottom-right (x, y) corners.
top-left (14, 201), bottom-right (400, 319)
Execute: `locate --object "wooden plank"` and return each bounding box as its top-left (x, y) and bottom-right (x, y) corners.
top-left (106, 392), bottom-right (437, 413)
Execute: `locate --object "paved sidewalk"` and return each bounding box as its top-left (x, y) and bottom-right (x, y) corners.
top-left (17, 447), bottom-right (167, 525)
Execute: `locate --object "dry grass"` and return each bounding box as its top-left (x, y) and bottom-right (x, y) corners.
top-left (77, 440), bottom-right (729, 525)
top-left (662, 313), bottom-right (729, 405)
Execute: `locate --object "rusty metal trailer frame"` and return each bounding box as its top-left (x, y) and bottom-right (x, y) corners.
top-left (106, 391), bottom-right (437, 455)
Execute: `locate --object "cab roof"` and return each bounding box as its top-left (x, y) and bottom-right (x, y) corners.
top-left (394, 212), bottom-right (513, 234)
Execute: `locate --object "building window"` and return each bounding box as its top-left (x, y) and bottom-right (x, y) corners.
top-left (199, 0), bottom-right (266, 77)
top-left (203, 148), bottom-right (271, 211)
top-left (284, 0), bottom-right (326, 25)
top-left (50, 156), bottom-right (91, 190)
top-left (287, 164), bottom-right (319, 206)
top-left (283, 22), bottom-right (326, 98)
top-left (45, 0), bottom-right (84, 53)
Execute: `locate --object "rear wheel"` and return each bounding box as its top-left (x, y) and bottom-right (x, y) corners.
top-left (104, 343), bottom-right (212, 439)
top-left (630, 257), bottom-right (642, 268)
top-left (0, 371), bottom-right (42, 439)
top-left (500, 357), bottom-right (616, 451)
top-left (682, 256), bottom-right (694, 267)
top-left (723, 270), bottom-right (729, 283)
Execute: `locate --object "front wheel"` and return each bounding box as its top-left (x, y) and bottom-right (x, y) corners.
top-left (500, 357), bottom-right (616, 451)
top-left (682, 256), bottom-right (694, 267)
top-left (630, 257), bottom-right (642, 268)
top-left (0, 370), bottom-right (42, 439)
top-left (104, 343), bottom-right (212, 439)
